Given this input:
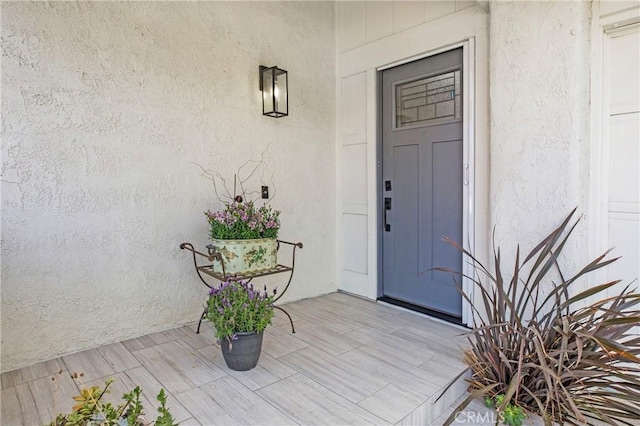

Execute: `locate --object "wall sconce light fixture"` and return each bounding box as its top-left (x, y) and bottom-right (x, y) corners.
top-left (259, 65), bottom-right (288, 118)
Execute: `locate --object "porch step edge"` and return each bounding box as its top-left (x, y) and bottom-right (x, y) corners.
top-left (397, 368), bottom-right (470, 425)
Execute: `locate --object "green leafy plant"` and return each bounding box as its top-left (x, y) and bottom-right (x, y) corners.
top-left (485, 394), bottom-right (527, 426)
top-left (438, 209), bottom-right (640, 425)
top-left (206, 279), bottom-right (276, 343)
top-left (205, 200), bottom-right (280, 240)
top-left (484, 396), bottom-right (495, 408)
top-left (503, 403), bottom-right (527, 426)
top-left (48, 378), bottom-right (176, 426)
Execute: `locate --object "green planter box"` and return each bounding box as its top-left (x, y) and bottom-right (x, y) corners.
top-left (209, 238), bottom-right (277, 275)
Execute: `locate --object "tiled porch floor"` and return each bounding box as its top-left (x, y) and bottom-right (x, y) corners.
top-left (1, 292), bottom-right (469, 425)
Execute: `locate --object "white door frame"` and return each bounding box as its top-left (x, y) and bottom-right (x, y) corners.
top-left (376, 39), bottom-right (476, 327)
top-left (588, 4), bottom-right (640, 286)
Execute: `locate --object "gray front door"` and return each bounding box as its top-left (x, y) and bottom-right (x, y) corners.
top-left (381, 48), bottom-right (463, 320)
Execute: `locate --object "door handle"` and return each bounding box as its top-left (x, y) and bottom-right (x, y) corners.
top-left (384, 198), bottom-right (391, 232)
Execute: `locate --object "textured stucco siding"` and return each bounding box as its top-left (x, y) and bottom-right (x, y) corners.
top-left (1, 1), bottom-right (336, 372)
top-left (489, 0), bottom-right (592, 267)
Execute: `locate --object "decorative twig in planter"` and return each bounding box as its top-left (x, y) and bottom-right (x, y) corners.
top-left (191, 147), bottom-right (276, 204)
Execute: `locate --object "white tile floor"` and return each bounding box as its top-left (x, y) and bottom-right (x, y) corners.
top-left (1, 292), bottom-right (470, 425)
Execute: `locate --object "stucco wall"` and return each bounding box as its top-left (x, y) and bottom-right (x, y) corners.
top-left (1, 1), bottom-right (336, 372)
top-left (489, 0), bottom-right (592, 268)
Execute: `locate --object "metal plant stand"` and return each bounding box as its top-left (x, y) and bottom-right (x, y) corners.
top-left (180, 240), bottom-right (303, 334)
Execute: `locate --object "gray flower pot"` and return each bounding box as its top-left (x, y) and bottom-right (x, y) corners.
top-left (220, 331), bottom-right (264, 371)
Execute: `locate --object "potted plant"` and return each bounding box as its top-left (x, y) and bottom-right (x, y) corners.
top-left (207, 278), bottom-right (276, 371)
top-left (205, 198), bottom-right (280, 275)
top-left (48, 377), bottom-right (176, 426)
top-left (436, 209), bottom-right (640, 425)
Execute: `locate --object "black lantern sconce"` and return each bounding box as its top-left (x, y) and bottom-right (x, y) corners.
top-left (259, 65), bottom-right (288, 118)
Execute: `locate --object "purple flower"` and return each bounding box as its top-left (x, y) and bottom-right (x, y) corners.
top-left (206, 276), bottom-right (274, 343)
